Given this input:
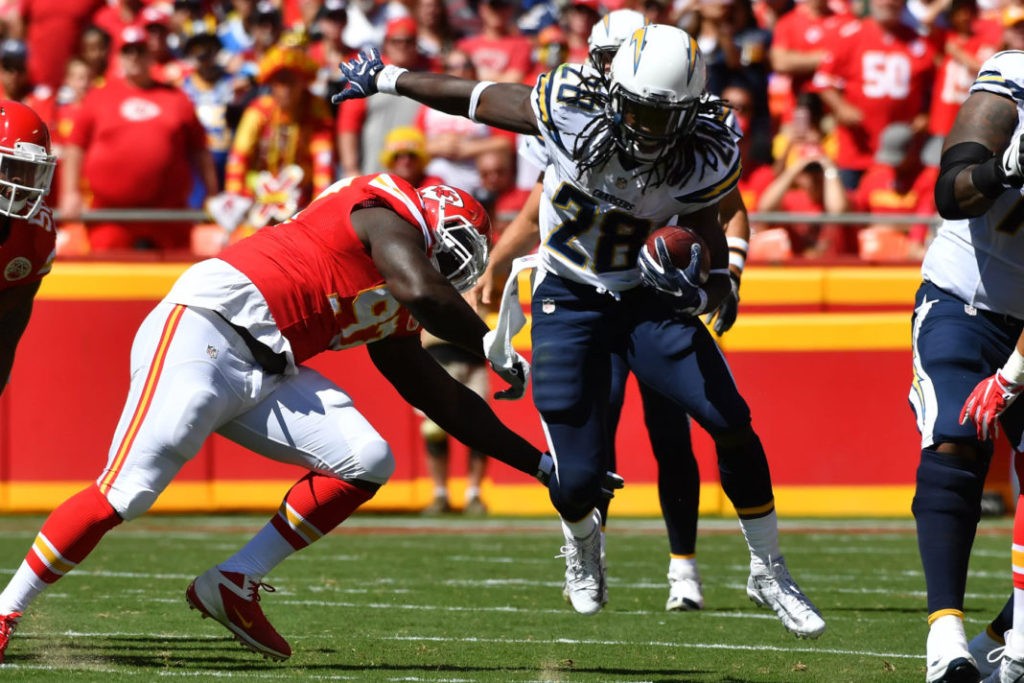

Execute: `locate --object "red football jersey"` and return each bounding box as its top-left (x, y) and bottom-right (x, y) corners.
top-left (813, 19), bottom-right (936, 170)
top-left (0, 206), bottom-right (55, 292)
top-left (217, 174), bottom-right (434, 364)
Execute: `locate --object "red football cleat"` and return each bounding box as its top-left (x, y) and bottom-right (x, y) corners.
top-left (0, 612), bottom-right (21, 663)
top-left (186, 568), bottom-right (291, 661)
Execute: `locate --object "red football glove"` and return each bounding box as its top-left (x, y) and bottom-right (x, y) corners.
top-left (960, 371), bottom-right (1024, 441)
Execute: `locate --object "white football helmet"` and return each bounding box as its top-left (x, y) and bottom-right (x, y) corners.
top-left (417, 184), bottom-right (490, 293)
top-left (607, 24), bottom-right (707, 163)
top-left (587, 9), bottom-right (646, 74)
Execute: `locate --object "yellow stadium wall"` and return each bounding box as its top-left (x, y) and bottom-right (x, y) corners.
top-left (0, 262), bottom-right (1009, 517)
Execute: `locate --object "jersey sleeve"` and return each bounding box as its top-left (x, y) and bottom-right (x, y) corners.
top-left (971, 51), bottom-right (1024, 101)
top-left (363, 173), bottom-right (433, 249)
top-left (529, 64), bottom-right (594, 161)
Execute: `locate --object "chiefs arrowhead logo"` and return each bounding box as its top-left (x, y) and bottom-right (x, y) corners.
top-left (419, 185), bottom-right (464, 207)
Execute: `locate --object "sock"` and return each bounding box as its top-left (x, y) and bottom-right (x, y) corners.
top-left (562, 510), bottom-right (598, 539)
top-left (0, 485), bottom-right (121, 614)
top-left (927, 612), bottom-right (967, 659)
top-left (992, 596), bottom-right (1014, 639)
top-left (465, 486), bottom-right (481, 502)
top-left (669, 555), bottom-right (698, 578)
top-left (221, 473), bottom-right (375, 579)
top-left (912, 448), bottom-right (989, 614)
top-left (738, 509), bottom-right (781, 565)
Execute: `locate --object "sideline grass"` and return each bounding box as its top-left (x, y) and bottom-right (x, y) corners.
top-left (0, 514), bottom-right (1012, 682)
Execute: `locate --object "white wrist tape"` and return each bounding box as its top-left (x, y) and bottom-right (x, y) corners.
top-left (727, 236), bottom-right (748, 272)
top-left (1002, 348), bottom-right (1024, 385)
top-left (376, 65), bottom-right (408, 95)
top-left (467, 81), bottom-right (496, 122)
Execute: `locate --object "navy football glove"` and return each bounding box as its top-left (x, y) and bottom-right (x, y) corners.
top-left (332, 49), bottom-right (385, 104)
top-left (705, 272), bottom-right (740, 335)
top-left (638, 238), bottom-right (709, 316)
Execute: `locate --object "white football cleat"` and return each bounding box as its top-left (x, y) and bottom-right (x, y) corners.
top-left (926, 614), bottom-right (978, 683)
top-left (984, 629), bottom-right (1024, 683)
top-left (666, 564), bottom-right (703, 611)
top-left (557, 510), bottom-right (605, 615)
top-left (746, 555), bottom-right (825, 639)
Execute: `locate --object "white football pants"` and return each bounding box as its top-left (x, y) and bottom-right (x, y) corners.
top-left (96, 301), bottom-right (395, 520)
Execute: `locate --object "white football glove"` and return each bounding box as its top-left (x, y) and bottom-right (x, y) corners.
top-left (1001, 132), bottom-right (1024, 187)
top-left (491, 353), bottom-right (530, 400)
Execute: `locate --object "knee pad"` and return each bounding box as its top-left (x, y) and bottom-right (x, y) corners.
top-left (353, 438), bottom-right (394, 485)
top-left (531, 342), bottom-right (590, 421)
top-left (912, 447), bottom-right (989, 522)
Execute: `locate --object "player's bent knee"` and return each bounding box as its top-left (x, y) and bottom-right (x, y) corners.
top-left (104, 486), bottom-right (159, 521)
top-left (353, 438), bottom-right (394, 485)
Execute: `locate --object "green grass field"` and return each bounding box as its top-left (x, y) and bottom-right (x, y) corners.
top-left (0, 514), bottom-right (1013, 682)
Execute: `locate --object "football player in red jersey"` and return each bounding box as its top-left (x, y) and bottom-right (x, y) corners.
top-left (0, 100), bottom-right (57, 397)
top-left (0, 173), bottom-right (610, 663)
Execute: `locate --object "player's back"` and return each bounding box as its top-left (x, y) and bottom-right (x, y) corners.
top-left (923, 50), bottom-right (1024, 318)
top-left (530, 65), bottom-right (741, 291)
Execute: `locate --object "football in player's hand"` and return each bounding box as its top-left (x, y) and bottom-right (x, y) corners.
top-left (644, 226), bottom-right (711, 284)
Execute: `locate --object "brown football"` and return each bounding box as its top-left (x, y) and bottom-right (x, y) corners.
top-left (644, 226), bottom-right (711, 284)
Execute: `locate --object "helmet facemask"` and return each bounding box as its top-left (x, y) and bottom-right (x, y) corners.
top-left (609, 85), bottom-right (702, 164)
top-left (420, 186), bottom-right (490, 293)
top-left (0, 141), bottom-right (55, 219)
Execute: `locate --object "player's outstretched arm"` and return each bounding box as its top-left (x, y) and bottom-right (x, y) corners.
top-left (333, 49), bottom-right (539, 135)
top-left (368, 335), bottom-right (544, 477)
top-left (936, 90), bottom-right (1022, 219)
top-left (0, 281), bottom-right (39, 396)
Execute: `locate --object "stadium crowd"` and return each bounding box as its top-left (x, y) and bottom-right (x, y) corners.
top-left (0, 0), bottom-right (1012, 260)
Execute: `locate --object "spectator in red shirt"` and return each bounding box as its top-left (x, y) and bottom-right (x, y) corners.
top-left (812, 0), bottom-right (936, 191)
top-left (59, 26), bottom-right (218, 253)
top-left (13, 0), bottom-right (105, 91)
top-left (927, 0), bottom-right (997, 137)
top-left (768, 0), bottom-right (853, 124)
top-left (524, 24), bottom-right (567, 86)
top-left (564, 0), bottom-right (601, 64)
top-left (414, 0), bottom-right (462, 59)
top-left (474, 147), bottom-right (530, 237)
top-left (78, 24), bottom-right (112, 87)
top-left (456, 0), bottom-right (533, 83)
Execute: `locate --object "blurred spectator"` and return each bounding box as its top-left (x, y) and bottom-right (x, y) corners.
top-left (525, 23), bottom-right (567, 85)
top-left (756, 149), bottom-right (851, 258)
top-left (14, 0), bottom-right (105, 91)
top-left (456, 0), bottom-right (534, 83)
top-left (752, 0), bottom-right (795, 29)
top-left (309, 0), bottom-right (354, 108)
top-left (474, 147), bottom-right (530, 237)
top-left (771, 91), bottom-right (838, 173)
top-left (722, 80), bottom-right (774, 209)
top-left (93, 0), bottom-right (146, 69)
top-left (851, 122), bottom-right (930, 256)
top-left (563, 0), bottom-right (602, 63)
top-left (140, 6), bottom-right (187, 85)
top-left (413, 49), bottom-right (515, 197)
top-left (379, 125), bottom-right (442, 186)
top-left (181, 31), bottom-right (249, 207)
top-left (907, 133), bottom-right (942, 249)
top-left (694, 0), bottom-right (772, 146)
top-left (813, 0), bottom-right (937, 190)
top-left (224, 43), bottom-right (334, 228)
top-left (1002, 5), bottom-right (1024, 51)
top-left (219, 0), bottom-right (284, 81)
top-left (342, 0), bottom-right (410, 51)
top-left (59, 26), bottom-right (218, 252)
top-left (927, 0), bottom-right (997, 137)
top-left (78, 25), bottom-right (113, 86)
top-left (414, 0), bottom-right (461, 58)
top-left (768, 0), bottom-right (854, 125)
top-left (337, 16), bottom-right (429, 177)
top-left (170, 0), bottom-right (220, 49)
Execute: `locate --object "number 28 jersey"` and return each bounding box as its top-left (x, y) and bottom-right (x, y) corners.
top-left (921, 51), bottom-right (1024, 319)
top-left (529, 64), bottom-right (742, 292)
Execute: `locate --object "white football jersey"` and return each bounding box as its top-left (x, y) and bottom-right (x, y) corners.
top-left (922, 50), bottom-right (1024, 318)
top-left (528, 64), bottom-right (741, 292)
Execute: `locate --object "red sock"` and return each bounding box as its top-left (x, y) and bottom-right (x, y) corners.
top-left (271, 473), bottom-right (374, 550)
top-left (26, 485), bottom-right (122, 584)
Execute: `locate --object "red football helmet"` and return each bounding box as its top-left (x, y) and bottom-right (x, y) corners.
top-left (0, 101), bottom-right (56, 219)
top-left (417, 184), bottom-right (491, 293)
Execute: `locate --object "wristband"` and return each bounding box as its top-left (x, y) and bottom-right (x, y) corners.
top-left (972, 156), bottom-right (1015, 198)
top-left (1001, 348), bottom-right (1024, 386)
top-left (468, 81), bottom-right (495, 123)
top-left (376, 65), bottom-right (408, 95)
top-left (535, 452), bottom-right (554, 483)
top-left (726, 236), bottom-right (748, 272)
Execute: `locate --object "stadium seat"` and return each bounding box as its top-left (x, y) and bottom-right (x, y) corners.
top-left (191, 223), bottom-right (228, 256)
top-left (55, 222), bottom-right (90, 257)
top-left (858, 226), bottom-right (910, 263)
top-left (748, 228), bottom-right (794, 263)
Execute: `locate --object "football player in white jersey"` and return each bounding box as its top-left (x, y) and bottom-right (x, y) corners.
top-left (469, 9), bottom-right (750, 615)
top-left (335, 23), bottom-right (824, 637)
top-left (914, 50), bottom-right (1024, 683)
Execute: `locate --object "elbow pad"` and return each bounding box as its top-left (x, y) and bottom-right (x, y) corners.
top-left (935, 142), bottom-right (998, 219)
